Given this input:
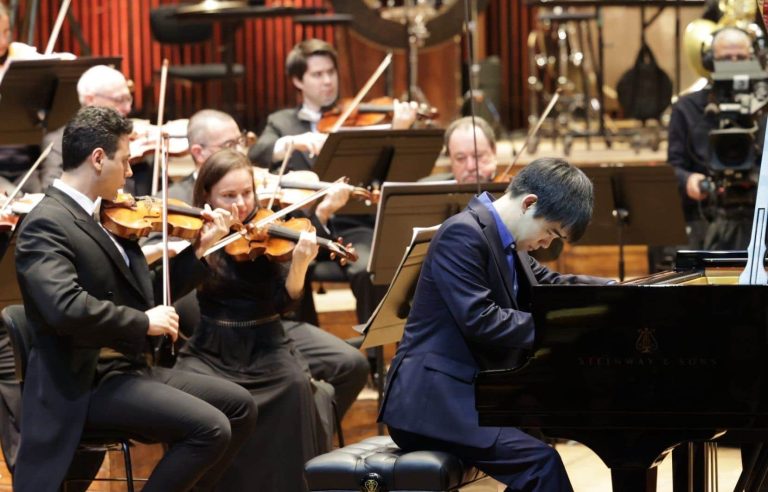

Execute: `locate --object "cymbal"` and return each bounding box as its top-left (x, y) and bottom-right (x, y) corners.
top-left (176, 1), bottom-right (248, 15)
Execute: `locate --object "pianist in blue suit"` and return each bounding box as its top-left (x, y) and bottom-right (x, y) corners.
top-left (379, 158), bottom-right (614, 491)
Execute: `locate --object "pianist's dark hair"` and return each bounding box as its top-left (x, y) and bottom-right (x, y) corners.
top-left (62, 106), bottom-right (133, 171)
top-left (286, 39), bottom-right (338, 81)
top-left (506, 157), bottom-right (593, 242)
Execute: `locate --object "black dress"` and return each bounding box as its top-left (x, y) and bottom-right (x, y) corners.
top-left (175, 251), bottom-right (330, 492)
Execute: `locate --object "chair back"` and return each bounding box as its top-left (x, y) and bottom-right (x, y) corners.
top-left (149, 5), bottom-right (213, 45)
top-left (1, 305), bottom-right (30, 384)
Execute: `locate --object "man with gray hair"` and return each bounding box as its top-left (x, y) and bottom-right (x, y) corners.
top-left (39, 64), bottom-right (136, 192)
top-left (422, 116), bottom-right (498, 183)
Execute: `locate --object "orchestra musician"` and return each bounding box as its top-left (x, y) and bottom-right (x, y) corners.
top-left (0, 3), bottom-right (42, 195)
top-left (379, 158), bottom-right (615, 492)
top-left (420, 116), bottom-right (498, 183)
top-left (159, 109), bottom-right (367, 423)
top-left (248, 38), bottom-right (417, 326)
top-left (172, 148), bottom-right (363, 491)
top-left (40, 64), bottom-right (153, 196)
top-left (12, 106), bottom-right (259, 492)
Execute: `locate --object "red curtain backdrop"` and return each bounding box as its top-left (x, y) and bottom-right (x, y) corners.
top-left (14, 0), bottom-right (531, 131)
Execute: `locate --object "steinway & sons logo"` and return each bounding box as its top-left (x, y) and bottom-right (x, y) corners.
top-left (577, 326), bottom-right (717, 367)
top-left (635, 327), bottom-right (658, 354)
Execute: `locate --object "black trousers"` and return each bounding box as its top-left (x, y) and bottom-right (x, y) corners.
top-left (283, 321), bottom-right (368, 418)
top-left (84, 366), bottom-right (258, 492)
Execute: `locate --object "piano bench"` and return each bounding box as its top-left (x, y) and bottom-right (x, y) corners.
top-left (305, 435), bottom-right (495, 491)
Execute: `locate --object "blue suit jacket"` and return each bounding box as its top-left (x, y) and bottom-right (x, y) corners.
top-left (379, 196), bottom-right (609, 448)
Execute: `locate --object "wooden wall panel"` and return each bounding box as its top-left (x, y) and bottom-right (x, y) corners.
top-left (15, 0), bottom-right (525, 131)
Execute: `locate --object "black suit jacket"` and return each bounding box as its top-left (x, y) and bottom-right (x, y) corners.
top-left (13, 186), bottom-right (206, 492)
top-left (248, 108), bottom-right (314, 171)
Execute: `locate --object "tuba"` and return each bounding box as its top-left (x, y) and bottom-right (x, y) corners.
top-left (683, 0), bottom-right (762, 78)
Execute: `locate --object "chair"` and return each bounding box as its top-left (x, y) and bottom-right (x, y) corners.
top-left (1, 305), bottom-right (145, 492)
top-left (148, 4), bottom-right (245, 116)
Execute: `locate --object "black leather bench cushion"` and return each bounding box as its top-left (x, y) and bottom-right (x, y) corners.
top-left (305, 435), bottom-right (487, 491)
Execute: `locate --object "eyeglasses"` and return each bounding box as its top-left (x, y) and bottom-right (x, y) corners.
top-left (204, 135), bottom-right (247, 151)
top-left (95, 93), bottom-right (133, 105)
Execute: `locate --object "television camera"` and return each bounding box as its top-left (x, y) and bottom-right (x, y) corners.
top-left (700, 56), bottom-right (768, 209)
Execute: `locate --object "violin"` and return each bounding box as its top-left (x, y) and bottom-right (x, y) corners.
top-left (100, 193), bottom-right (205, 241)
top-left (129, 119), bottom-right (190, 161)
top-left (253, 168), bottom-right (379, 207)
top-left (317, 96), bottom-right (438, 133)
top-left (0, 193), bottom-right (44, 232)
top-left (224, 208), bottom-right (358, 263)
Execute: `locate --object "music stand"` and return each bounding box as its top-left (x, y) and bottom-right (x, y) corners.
top-left (368, 180), bottom-right (508, 285)
top-left (0, 56), bottom-right (122, 144)
top-left (578, 164), bottom-right (688, 280)
top-left (312, 129), bottom-right (445, 215)
top-left (361, 225), bottom-right (438, 432)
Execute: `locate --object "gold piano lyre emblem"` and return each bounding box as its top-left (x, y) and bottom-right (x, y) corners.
top-left (636, 327), bottom-right (658, 354)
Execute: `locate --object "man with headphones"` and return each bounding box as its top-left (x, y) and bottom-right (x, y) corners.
top-left (667, 27), bottom-right (765, 250)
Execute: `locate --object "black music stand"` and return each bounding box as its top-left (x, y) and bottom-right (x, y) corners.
top-left (0, 56), bottom-right (122, 144)
top-left (578, 164), bottom-right (687, 280)
top-left (368, 180), bottom-right (508, 286)
top-left (312, 129), bottom-right (445, 215)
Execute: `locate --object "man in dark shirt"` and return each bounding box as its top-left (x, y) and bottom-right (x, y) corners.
top-left (668, 27), bottom-right (764, 249)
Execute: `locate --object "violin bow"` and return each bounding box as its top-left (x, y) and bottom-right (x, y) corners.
top-left (154, 59), bottom-right (177, 352)
top-left (266, 141), bottom-right (295, 211)
top-left (44, 0), bottom-right (72, 55)
top-left (494, 88), bottom-right (561, 182)
top-left (329, 53), bottom-right (393, 133)
top-left (1, 142), bottom-right (54, 213)
top-left (151, 59), bottom-right (170, 196)
top-left (203, 177), bottom-right (347, 257)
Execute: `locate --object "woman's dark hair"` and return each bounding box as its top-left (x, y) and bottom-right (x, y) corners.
top-left (62, 106), bottom-right (133, 171)
top-left (506, 157), bottom-right (594, 242)
top-left (193, 149), bottom-right (255, 208)
top-left (285, 38), bottom-right (338, 80)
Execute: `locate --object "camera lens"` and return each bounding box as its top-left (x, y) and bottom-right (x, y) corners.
top-left (699, 179), bottom-right (714, 194)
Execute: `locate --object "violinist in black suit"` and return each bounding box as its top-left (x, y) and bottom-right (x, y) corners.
top-left (13, 107), bottom-right (258, 492)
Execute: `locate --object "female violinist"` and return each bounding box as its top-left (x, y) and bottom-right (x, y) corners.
top-left (173, 149), bottom-right (368, 492)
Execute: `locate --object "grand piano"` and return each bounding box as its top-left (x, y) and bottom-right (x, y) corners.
top-left (475, 250), bottom-right (768, 491)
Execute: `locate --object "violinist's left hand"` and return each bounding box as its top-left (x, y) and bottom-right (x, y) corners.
top-left (330, 238), bottom-right (355, 267)
top-left (392, 98), bottom-right (418, 130)
top-left (194, 204), bottom-right (238, 258)
top-left (315, 183), bottom-right (351, 225)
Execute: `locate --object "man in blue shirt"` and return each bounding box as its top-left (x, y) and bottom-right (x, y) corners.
top-left (379, 157), bottom-right (613, 491)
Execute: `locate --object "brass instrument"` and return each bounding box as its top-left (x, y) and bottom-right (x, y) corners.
top-left (683, 0), bottom-right (761, 78)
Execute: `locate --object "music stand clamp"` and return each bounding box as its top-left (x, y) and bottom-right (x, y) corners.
top-left (578, 165), bottom-right (687, 281)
